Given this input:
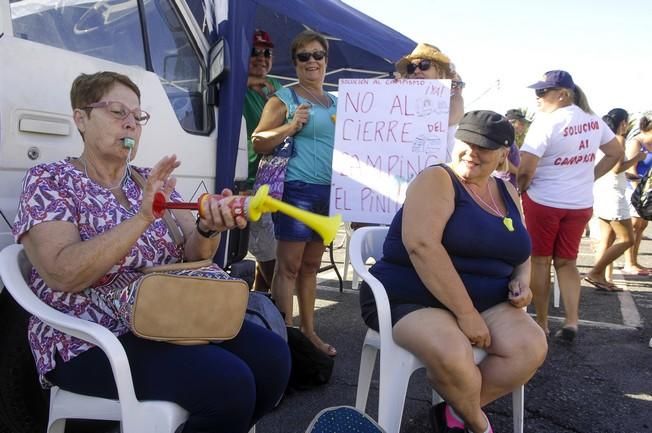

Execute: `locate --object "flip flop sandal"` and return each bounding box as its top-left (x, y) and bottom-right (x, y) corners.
top-left (584, 276), bottom-right (621, 292)
top-left (621, 268), bottom-right (652, 276)
top-left (604, 282), bottom-right (624, 292)
top-left (312, 338), bottom-right (337, 357)
top-left (322, 343), bottom-right (337, 357)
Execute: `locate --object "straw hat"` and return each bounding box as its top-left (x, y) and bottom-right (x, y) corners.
top-left (395, 43), bottom-right (451, 75)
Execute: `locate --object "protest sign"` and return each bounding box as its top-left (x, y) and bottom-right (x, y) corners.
top-left (330, 79), bottom-right (451, 224)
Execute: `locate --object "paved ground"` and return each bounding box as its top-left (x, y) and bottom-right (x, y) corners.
top-left (256, 224), bottom-right (652, 433)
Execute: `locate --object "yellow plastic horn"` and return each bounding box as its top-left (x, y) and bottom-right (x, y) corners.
top-left (249, 185), bottom-right (342, 246)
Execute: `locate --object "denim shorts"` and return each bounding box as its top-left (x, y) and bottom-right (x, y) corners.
top-left (274, 181), bottom-right (331, 242)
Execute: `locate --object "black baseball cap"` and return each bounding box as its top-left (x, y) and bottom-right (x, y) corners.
top-left (505, 109), bottom-right (526, 121)
top-left (455, 110), bottom-right (514, 149)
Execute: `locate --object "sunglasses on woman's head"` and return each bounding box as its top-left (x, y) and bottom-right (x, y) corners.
top-left (406, 59), bottom-right (432, 75)
top-left (295, 50), bottom-right (327, 62)
top-left (535, 88), bottom-right (557, 98)
top-left (251, 48), bottom-right (272, 58)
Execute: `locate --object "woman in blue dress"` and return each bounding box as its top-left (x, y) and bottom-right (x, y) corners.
top-left (360, 111), bottom-right (547, 433)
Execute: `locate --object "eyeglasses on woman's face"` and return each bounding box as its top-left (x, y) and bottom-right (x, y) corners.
top-left (295, 50), bottom-right (327, 62)
top-left (84, 101), bottom-right (150, 125)
top-left (251, 47), bottom-right (272, 58)
top-left (406, 59), bottom-right (433, 75)
top-left (535, 88), bottom-right (558, 98)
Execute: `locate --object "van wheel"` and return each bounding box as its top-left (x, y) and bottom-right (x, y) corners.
top-left (0, 290), bottom-right (48, 433)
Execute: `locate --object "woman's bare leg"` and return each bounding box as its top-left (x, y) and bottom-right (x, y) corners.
top-left (478, 303), bottom-right (548, 405)
top-left (253, 259), bottom-right (276, 292)
top-left (586, 219), bottom-right (633, 284)
top-left (625, 217), bottom-right (648, 270)
top-left (553, 257), bottom-right (581, 328)
top-left (271, 240), bottom-right (306, 326)
top-left (296, 240), bottom-right (334, 355)
top-left (394, 304), bottom-right (547, 433)
top-left (530, 255), bottom-right (553, 334)
top-left (604, 230), bottom-right (616, 282)
top-left (394, 308), bottom-right (487, 433)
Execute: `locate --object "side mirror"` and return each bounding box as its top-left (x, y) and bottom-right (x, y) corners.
top-left (208, 38), bottom-right (229, 86)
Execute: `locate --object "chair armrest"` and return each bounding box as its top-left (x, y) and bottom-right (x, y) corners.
top-left (0, 244), bottom-right (139, 407)
top-left (356, 269), bottom-right (395, 348)
top-left (349, 229), bottom-right (395, 349)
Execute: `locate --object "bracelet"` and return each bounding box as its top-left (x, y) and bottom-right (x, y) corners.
top-left (195, 216), bottom-right (219, 238)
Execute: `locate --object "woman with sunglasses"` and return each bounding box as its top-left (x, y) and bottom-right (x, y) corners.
top-left (517, 70), bottom-right (623, 341)
top-left (12, 71), bottom-right (291, 433)
top-left (252, 30), bottom-right (338, 357)
top-left (360, 111), bottom-right (547, 433)
top-left (395, 43), bottom-right (465, 162)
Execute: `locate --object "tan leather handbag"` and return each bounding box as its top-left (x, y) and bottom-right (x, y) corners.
top-left (124, 260), bottom-right (249, 345)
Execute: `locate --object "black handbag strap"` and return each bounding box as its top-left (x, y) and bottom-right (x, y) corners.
top-left (130, 169), bottom-right (185, 246)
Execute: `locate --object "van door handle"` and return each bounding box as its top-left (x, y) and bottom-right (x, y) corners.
top-left (19, 118), bottom-right (71, 136)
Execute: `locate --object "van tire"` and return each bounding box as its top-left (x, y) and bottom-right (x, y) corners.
top-left (0, 290), bottom-right (48, 433)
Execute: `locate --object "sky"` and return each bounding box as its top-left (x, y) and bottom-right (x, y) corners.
top-left (343, 0), bottom-right (652, 119)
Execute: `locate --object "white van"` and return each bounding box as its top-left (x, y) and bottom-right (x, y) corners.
top-left (0, 0), bottom-right (246, 429)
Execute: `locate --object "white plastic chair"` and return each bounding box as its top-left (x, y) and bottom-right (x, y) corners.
top-left (0, 244), bottom-right (189, 433)
top-left (553, 269), bottom-right (560, 308)
top-left (342, 222), bottom-right (361, 289)
top-left (350, 227), bottom-right (524, 433)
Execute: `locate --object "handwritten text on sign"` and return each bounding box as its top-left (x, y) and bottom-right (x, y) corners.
top-left (330, 79), bottom-right (450, 224)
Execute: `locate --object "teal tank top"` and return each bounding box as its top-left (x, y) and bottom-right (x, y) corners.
top-left (275, 86), bottom-right (337, 185)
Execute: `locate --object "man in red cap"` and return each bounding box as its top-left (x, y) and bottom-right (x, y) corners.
top-left (244, 29), bottom-right (283, 292)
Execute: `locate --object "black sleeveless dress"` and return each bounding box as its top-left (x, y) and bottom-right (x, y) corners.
top-left (360, 165), bottom-right (531, 330)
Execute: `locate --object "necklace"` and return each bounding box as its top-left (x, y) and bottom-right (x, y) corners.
top-left (298, 83), bottom-right (331, 109)
top-left (79, 156), bottom-right (129, 191)
top-left (463, 178), bottom-right (514, 232)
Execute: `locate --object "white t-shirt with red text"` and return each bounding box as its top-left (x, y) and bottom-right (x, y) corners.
top-left (521, 105), bottom-right (615, 209)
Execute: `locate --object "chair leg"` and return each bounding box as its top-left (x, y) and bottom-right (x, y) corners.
top-left (512, 385), bottom-right (524, 433)
top-left (329, 243), bottom-right (343, 292)
top-left (553, 269), bottom-right (560, 308)
top-left (352, 269), bottom-right (360, 290)
top-left (355, 344), bottom-right (378, 412)
top-left (47, 418), bottom-right (66, 433)
top-left (431, 389), bottom-right (443, 405)
top-left (343, 244), bottom-right (350, 280)
top-left (377, 367), bottom-right (412, 433)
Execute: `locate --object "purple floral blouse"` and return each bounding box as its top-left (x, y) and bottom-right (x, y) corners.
top-left (12, 159), bottom-right (185, 387)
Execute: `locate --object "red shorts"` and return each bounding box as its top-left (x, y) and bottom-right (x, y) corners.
top-left (522, 192), bottom-right (592, 259)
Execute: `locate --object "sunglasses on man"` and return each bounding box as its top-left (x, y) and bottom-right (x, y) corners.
top-left (251, 47), bottom-right (272, 58)
top-left (294, 50), bottom-right (327, 62)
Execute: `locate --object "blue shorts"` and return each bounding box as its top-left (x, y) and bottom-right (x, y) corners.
top-left (275, 181), bottom-right (331, 242)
